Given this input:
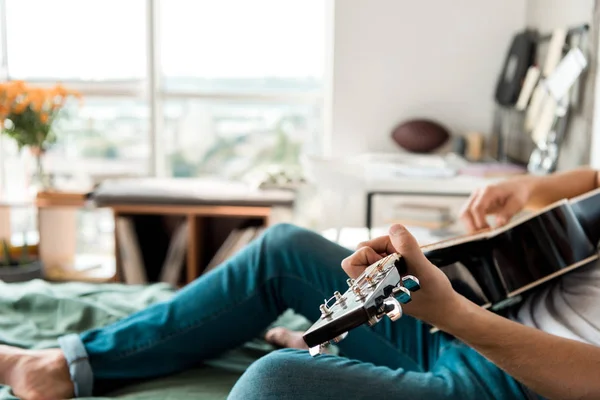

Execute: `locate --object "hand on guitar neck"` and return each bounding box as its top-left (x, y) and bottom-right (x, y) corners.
top-left (341, 224), bottom-right (461, 331)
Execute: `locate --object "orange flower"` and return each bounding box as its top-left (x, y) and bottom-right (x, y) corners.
top-left (13, 101), bottom-right (28, 114)
top-left (0, 81), bottom-right (81, 129)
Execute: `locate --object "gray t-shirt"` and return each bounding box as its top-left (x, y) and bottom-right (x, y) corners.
top-left (516, 260), bottom-right (600, 345)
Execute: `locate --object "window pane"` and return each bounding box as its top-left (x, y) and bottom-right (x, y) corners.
top-left (164, 99), bottom-right (321, 179)
top-left (6, 0), bottom-right (146, 80)
top-left (45, 97), bottom-right (150, 185)
top-left (160, 0), bottom-right (325, 93)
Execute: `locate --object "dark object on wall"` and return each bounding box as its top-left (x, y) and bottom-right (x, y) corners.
top-left (391, 119), bottom-right (450, 153)
top-left (495, 30), bottom-right (538, 106)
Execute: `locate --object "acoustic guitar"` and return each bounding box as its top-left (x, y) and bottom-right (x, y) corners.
top-left (303, 189), bottom-right (600, 356)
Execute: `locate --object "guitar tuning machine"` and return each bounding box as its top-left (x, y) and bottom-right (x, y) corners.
top-left (309, 332), bottom-right (347, 357)
top-left (402, 275), bottom-right (421, 292)
top-left (346, 278), bottom-right (355, 288)
top-left (367, 314), bottom-right (381, 326)
top-left (319, 303), bottom-right (332, 318)
top-left (391, 275), bottom-right (420, 305)
top-left (330, 331), bottom-right (348, 344)
top-left (353, 286), bottom-right (366, 302)
top-left (334, 291), bottom-right (345, 305)
top-left (309, 344), bottom-right (326, 357)
top-left (365, 276), bottom-right (377, 288)
top-left (382, 297), bottom-right (403, 321)
top-left (392, 286), bottom-right (412, 304)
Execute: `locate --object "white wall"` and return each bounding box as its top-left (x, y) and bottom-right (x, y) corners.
top-left (526, 0), bottom-right (593, 31)
top-left (330, 0), bottom-right (526, 157)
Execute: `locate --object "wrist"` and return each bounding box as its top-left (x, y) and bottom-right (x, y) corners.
top-left (430, 293), bottom-right (482, 335)
top-left (517, 174), bottom-right (541, 208)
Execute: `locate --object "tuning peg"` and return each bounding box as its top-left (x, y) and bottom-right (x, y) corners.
top-left (334, 291), bottom-right (345, 305)
top-left (309, 344), bottom-right (325, 357)
top-left (346, 278), bottom-right (355, 287)
top-left (352, 286), bottom-right (366, 301)
top-left (392, 285), bottom-right (412, 304)
top-left (365, 276), bottom-right (376, 287)
top-left (402, 275), bottom-right (421, 292)
top-left (330, 331), bottom-right (348, 344)
top-left (319, 303), bottom-right (332, 318)
top-left (383, 297), bottom-right (403, 321)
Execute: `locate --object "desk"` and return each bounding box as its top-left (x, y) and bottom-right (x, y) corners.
top-left (365, 175), bottom-right (499, 237)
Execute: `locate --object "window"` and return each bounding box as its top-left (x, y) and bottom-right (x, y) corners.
top-left (5, 0), bottom-right (146, 81)
top-left (159, 0), bottom-right (326, 177)
top-left (160, 0), bottom-right (325, 94)
top-left (0, 0), bottom-right (327, 190)
top-left (164, 99), bottom-right (321, 178)
top-left (47, 98), bottom-right (150, 185)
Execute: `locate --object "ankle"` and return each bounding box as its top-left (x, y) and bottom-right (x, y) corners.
top-left (0, 346), bottom-right (22, 382)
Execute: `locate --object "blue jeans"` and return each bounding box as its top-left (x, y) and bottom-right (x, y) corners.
top-left (58, 224), bottom-right (532, 399)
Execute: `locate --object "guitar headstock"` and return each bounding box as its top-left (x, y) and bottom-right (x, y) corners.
top-left (303, 254), bottom-right (420, 356)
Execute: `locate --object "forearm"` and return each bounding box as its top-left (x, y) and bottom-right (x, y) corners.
top-left (440, 296), bottom-right (600, 400)
top-left (525, 167), bottom-right (599, 209)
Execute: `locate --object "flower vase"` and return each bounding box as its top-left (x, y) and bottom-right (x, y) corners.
top-left (29, 146), bottom-right (51, 193)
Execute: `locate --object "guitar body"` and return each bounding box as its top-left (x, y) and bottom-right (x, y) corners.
top-left (435, 200), bottom-right (596, 308)
top-left (304, 189), bottom-right (600, 352)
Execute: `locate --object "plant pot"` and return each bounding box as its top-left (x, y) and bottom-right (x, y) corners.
top-left (0, 261), bottom-right (44, 283)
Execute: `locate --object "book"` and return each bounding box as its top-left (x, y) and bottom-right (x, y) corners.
top-left (158, 221), bottom-right (189, 286)
top-left (227, 227), bottom-right (257, 258)
top-left (115, 217), bottom-right (147, 284)
top-left (384, 203), bottom-right (454, 230)
top-left (203, 226), bottom-right (260, 274)
top-left (204, 229), bottom-right (243, 274)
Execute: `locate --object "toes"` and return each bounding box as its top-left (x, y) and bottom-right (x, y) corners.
top-left (265, 327), bottom-right (288, 345)
top-left (264, 327), bottom-right (308, 349)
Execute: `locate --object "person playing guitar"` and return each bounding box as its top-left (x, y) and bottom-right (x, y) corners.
top-left (1, 167), bottom-right (600, 400)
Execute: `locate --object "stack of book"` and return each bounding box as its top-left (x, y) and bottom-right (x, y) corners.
top-left (384, 203), bottom-right (454, 230)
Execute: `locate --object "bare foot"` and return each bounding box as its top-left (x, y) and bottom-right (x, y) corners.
top-left (0, 345), bottom-right (74, 400)
top-left (264, 327), bottom-right (309, 350)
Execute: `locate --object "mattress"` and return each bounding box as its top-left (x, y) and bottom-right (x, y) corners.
top-left (0, 280), bottom-right (311, 400)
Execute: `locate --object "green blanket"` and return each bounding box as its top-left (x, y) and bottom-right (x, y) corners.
top-left (0, 280), bottom-right (312, 400)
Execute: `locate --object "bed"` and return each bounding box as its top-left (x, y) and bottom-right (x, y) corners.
top-left (0, 279), bottom-right (312, 400)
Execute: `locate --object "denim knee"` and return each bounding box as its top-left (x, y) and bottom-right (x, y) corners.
top-left (228, 349), bottom-right (311, 400)
top-left (259, 223), bottom-right (324, 261)
top-left (261, 223), bottom-right (315, 249)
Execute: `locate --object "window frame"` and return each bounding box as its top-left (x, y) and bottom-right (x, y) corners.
top-left (0, 0), bottom-right (329, 189)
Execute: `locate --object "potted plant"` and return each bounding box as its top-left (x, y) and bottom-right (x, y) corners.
top-left (0, 238), bottom-right (43, 283)
top-left (0, 81), bottom-right (81, 190)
